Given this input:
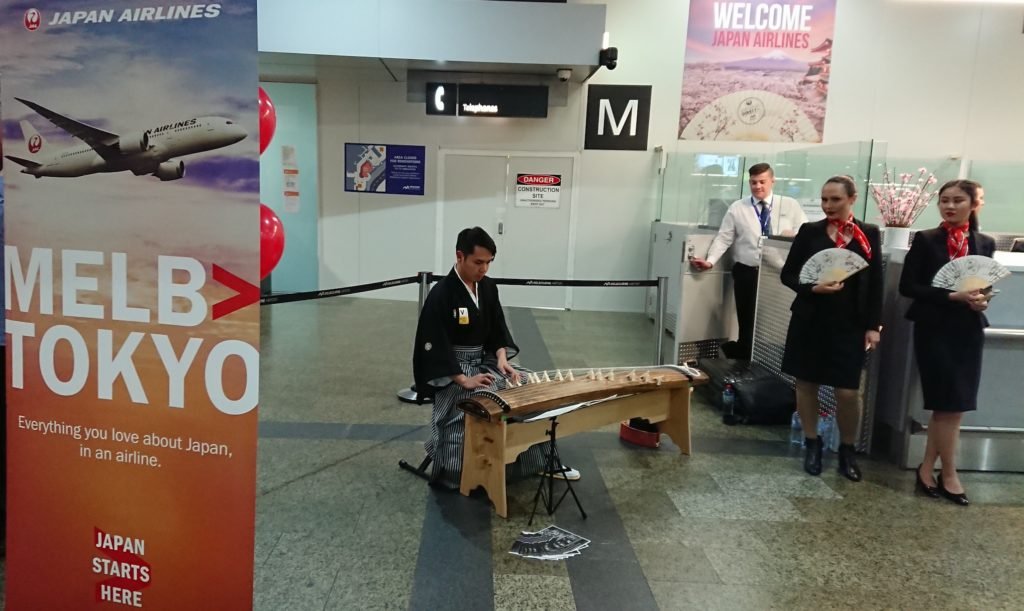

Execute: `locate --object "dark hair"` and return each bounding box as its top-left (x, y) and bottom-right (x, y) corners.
top-left (456, 226), bottom-right (496, 257)
top-left (823, 175), bottom-right (858, 198)
top-left (748, 162), bottom-right (773, 178)
top-left (938, 179), bottom-right (981, 232)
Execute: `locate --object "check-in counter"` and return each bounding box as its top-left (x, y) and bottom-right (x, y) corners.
top-left (874, 249), bottom-right (1024, 472)
top-left (649, 229), bottom-right (882, 451)
top-left (649, 222), bottom-right (738, 364)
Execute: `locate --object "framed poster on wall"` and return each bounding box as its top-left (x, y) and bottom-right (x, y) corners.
top-left (344, 143), bottom-right (426, 195)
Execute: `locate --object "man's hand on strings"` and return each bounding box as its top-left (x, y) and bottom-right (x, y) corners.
top-left (456, 373), bottom-right (495, 390)
top-left (497, 357), bottom-right (521, 385)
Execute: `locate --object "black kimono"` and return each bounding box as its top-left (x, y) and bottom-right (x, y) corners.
top-left (899, 228), bottom-right (996, 412)
top-left (779, 219), bottom-right (884, 390)
top-left (413, 268), bottom-right (545, 488)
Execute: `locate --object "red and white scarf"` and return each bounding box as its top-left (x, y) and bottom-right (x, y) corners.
top-left (941, 221), bottom-right (969, 260)
top-left (829, 216), bottom-right (872, 260)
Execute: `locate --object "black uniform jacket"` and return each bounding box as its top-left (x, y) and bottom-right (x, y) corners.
top-left (899, 227), bottom-right (996, 329)
top-left (780, 218), bottom-right (884, 331)
top-left (412, 269), bottom-right (518, 399)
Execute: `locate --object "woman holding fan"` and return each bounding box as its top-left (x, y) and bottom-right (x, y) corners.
top-left (899, 179), bottom-right (995, 506)
top-left (780, 176), bottom-right (883, 481)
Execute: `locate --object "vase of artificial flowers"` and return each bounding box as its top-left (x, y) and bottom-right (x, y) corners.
top-left (870, 167), bottom-right (939, 249)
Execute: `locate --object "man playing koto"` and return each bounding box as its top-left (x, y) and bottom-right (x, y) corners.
top-left (413, 227), bottom-right (580, 490)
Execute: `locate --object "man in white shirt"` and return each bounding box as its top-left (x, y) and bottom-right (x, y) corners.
top-left (690, 163), bottom-right (808, 359)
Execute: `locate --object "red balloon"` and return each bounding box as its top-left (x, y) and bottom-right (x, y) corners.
top-left (260, 203), bottom-right (285, 280)
top-left (258, 86), bottom-right (277, 155)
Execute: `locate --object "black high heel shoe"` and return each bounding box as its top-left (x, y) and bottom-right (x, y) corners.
top-left (803, 437), bottom-right (823, 476)
top-left (915, 464), bottom-right (939, 498)
top-left (937, 474), bottom-right (969, 506)
top-left (837, 444), bottom-right (862, 482)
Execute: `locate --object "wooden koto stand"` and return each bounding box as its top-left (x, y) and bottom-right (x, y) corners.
top-left (457, 367), bottom-right (707, 518)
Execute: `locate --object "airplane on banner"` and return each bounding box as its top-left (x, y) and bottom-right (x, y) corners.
top-left (4, 97), bottom-right (247, 182)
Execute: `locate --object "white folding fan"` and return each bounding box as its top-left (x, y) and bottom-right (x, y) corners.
top-left (680, 90), bottom-right (820, 142)
top-left (799, 248), bottom-right (869, 284)
top-left (931, 255), bottom-right (1010, 292)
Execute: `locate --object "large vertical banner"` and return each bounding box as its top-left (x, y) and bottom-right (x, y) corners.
top-left (1, 2), bottom-right (260, 608)
top-left (678, 1), bottom-right (837, 142)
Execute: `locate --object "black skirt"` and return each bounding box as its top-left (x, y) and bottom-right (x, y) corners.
top-left (781, 314), bottom-right (865, 390)
top-left (913, 322), bottom-right (983, 412)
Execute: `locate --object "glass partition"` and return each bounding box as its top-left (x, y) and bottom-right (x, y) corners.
top-left (968, 161), bottom-right (1024, 233)
top-left (773, 140), bottom-right (876, 223)
top-left (656, 142), bottom-right (1018, 248)
top-left (657, 141), bottom-right (878, 227)
top-left (657, 152), bottom-right (748, 227)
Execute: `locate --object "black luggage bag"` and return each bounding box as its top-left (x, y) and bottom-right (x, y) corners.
top-left (697, 358), bottom-right (795, 425)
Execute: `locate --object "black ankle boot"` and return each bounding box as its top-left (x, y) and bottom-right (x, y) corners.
top-left (803, 437), bottom-right (823, 476)
top-left (837, 444), bottom-right (862, 482)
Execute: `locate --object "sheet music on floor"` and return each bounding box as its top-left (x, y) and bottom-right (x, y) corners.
top-left (522, 394), bottom-right (634, 422)
top-left (509, 526), bottom-right (591, 560)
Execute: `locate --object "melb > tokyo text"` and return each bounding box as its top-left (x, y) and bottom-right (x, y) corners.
top-left (4, 247), bottom-right (258, 416)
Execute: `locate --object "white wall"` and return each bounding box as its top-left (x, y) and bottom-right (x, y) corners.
top-left (826, 1), bottom-right (1024, 160)
top-left (262, 0), bottom-right (1024, 312)
top-left (309, 70), bottom-right (585, 302)
top-left (583, 0), bottom-right (1024, 160)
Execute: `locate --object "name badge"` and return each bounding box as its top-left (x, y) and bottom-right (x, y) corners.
top-left (458, 307), bottom-right (470, 325)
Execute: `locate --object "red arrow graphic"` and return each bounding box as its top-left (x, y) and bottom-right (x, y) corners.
top-left (212, 264), bottom-right (260, 319)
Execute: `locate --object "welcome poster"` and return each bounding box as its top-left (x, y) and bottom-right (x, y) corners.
top-left (679, 1), bottom-right (837, 142)
top-left (1, 2), bottom-right (260, 608)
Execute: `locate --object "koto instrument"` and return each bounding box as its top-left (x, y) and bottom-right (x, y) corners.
top-left (457, 364), bottom-right (706, 518)
top-left (459, 366), bottom-right (697, 423)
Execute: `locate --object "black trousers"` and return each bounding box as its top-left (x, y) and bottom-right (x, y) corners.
top-left (731, 263), bottom-right (759, 360)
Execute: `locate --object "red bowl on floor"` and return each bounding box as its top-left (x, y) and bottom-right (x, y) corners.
top-left (619, 421), bottom-right (660, 449)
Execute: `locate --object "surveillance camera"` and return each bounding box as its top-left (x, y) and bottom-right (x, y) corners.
top-left (557, 69), bottom-right (572, 82)
top-left (599, 47), bottom-right (618, 71)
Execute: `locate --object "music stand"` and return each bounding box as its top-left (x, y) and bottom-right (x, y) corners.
top-left (528, 415), bottom-right (587, 525)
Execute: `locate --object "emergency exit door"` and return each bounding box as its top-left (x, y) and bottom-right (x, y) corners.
top-left (440, 151), bottom-right (575, 309)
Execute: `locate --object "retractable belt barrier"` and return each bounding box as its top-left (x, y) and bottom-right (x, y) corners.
top-left (261, 275), bottom-right (658, 305)
top-left (259, 275), bottom-right (420, 305)
top-left (492, 279), bottom-right (657, 288)
top-left (261, 272), bottom-right (668, 366)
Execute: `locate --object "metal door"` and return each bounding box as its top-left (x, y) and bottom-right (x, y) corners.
top-left (440, 151), bottom-right (575, 309)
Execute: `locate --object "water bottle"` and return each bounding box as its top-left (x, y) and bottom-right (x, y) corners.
top-left (817, 413), bottom-right (837, 452)
top-left (721, 380), bottom-right (737, 425)
top-left (789, 411), bottom-right (803, 446)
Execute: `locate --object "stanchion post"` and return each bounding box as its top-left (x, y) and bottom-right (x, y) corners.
top-left (417, 271), bottom-right (431, 312)
top-left (654, 276), bottom-right (668, 365)
top-left (399, 272), bottom-right (435, 405)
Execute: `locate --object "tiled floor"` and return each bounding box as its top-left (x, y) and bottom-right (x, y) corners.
top-left (3, 296), bottom-right (1023, 609)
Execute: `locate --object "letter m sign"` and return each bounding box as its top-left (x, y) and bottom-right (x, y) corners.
top-left (585, 85), bottom-right (652, 151)
top-left (598, 99), bottom-right (638, 136)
